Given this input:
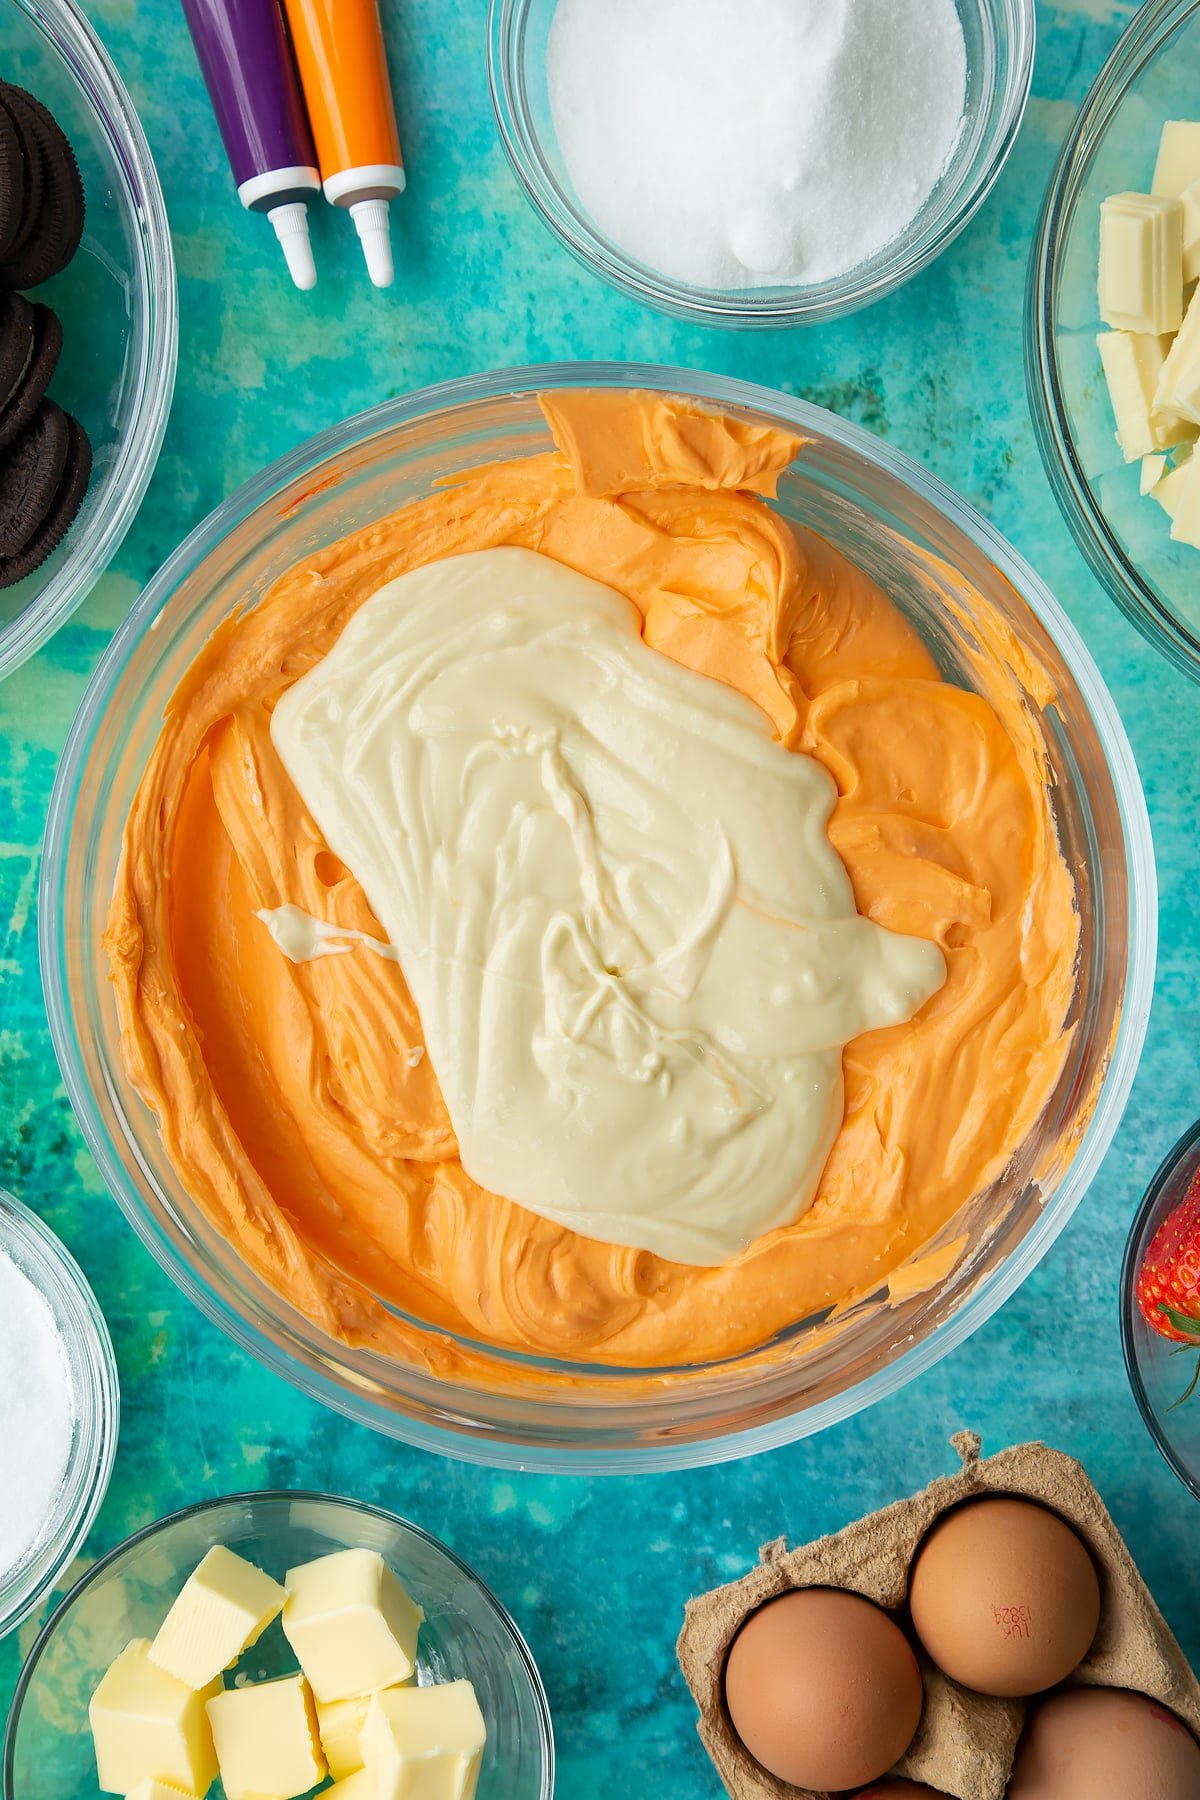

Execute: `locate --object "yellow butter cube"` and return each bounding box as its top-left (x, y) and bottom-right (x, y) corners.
top-left (361, 1682), bottom-right (487, 1800)
top-left (205, 1673), bottom-right (326, 1800)
top-left (282, 1550), bottom-right (423, 1703)
top-left (317, 1681), bottom-right (415, 1779)
top-left (328, 1772), bottom-right (376, 1799)
top-left (124, 1784), bottom-right (195, 1800)
top-left (88, 1639), bottom-right (219, 1797)
top-left (149, 1546), bottom-right (286, 1690)
top-left (316, 1692), bottom-right (372, 1780)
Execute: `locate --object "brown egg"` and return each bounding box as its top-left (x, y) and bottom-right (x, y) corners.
top-left (907, 1497), bottom-right (1100, 1697)
top-left (854, 1784), bottom-right (950, 1798)
top-left (723, 1587), bottom-right (923, 1791)
top-left (1008, 1686), bottom-right (1200, 1798)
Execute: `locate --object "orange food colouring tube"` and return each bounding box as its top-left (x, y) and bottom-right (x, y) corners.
top-left (281, 0), bottom-right (405, 287)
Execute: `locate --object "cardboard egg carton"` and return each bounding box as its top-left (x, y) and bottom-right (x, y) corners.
top-left (677, 1434), bottom-right (1200, 1800)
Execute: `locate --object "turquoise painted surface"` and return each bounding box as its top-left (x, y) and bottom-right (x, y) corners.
top-left (1, 1), bottom-right (1198, 1793)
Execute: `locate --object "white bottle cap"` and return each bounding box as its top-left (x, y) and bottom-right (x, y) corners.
top-left (268, 202), bottom-right (317, 292)
top-left (350, 197), bottom-right (395, 288)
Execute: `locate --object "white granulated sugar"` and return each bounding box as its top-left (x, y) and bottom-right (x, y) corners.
top-left (547, 0), bottom-right (968, 290)
top-left (0, 1250), bottom-right (75, 1584)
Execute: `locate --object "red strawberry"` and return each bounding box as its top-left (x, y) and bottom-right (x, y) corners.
top-left (1136, 1168), bottom-right (1200, 1358)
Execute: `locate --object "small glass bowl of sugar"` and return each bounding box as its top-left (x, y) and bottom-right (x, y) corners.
top-left (489, 0), bottom-right (1035, 326)
top-left (0, 1191), bottom-right (118, 1639)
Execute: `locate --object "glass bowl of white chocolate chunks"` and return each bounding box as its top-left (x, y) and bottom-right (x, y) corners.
top-left (1028, 0), bottom-right (1200, 683)
top-left (1, 1491), bottom-right (554, 1800)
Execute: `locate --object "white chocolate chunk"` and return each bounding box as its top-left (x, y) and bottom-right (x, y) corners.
top-left (205, 1673), bottom-right (325, 1800)
top-left (1144, 119), bottom-right (1200, 286)
top-left (1162, 354), bottom-right (1200, 428)
top-left (149, 1546), bottom-right (286, 1691)
top-left (1151, 456), bottom-right (1194, 521)
top-left (1141, 454), bottom-right (1168, 494)
top-left (1182, 182), bottom-right (1200, 284)
top-left (1100, 193), bottom-right (1184, 334)
top-left (1155, 285), bottom-right (1200, 425)
top-left (1154, 120), bottom-right (1200, 280)
top-left (1153, 121), bottom-right (1200, 200)
top-left (88, 1639), bottom-right (219, 1798)
top-left (283, 1549), bottom-right (423, 1704)
top-left (1096, 330), bottom-right (1192, 459)
top-left (1168, 453), bottom-right (1200, 546)
top-left (361, 1683), bottom-right (487, 1800)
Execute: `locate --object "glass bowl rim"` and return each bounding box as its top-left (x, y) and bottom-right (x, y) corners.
top-left (0, 0), bottom-right (179, 680)
top-left (1025, 0), bottom-right (1200, 683)
top-left (0, 1188), bottom-right (120, 1640)
top-left (485, 0), bottom-right (1037, 327)
top-left (1120, 1114), bottom-right (1200, 1504)
top-left (1, 1486), bottom-right (556, 1800)
top-left (40, 359), bottom-right (1159, 1473)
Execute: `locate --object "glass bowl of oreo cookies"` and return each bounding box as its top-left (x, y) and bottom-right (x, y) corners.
top-left (0, 0), bottom-right (176, 677)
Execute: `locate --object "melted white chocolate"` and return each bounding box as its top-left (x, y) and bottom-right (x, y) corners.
top-left (270, 547), bottom-right (946, 1264)
top-left (254, 903), bottom-right (401, 964)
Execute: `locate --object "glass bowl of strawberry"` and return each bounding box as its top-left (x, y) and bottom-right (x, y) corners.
top-left (1122, 1118), bottom-right (1200, 1501)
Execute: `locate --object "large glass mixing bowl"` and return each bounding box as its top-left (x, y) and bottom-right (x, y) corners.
top-left (40, 365), bottom-right (1156, 1473)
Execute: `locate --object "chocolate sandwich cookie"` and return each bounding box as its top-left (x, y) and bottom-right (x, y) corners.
top-left (0, 410), bottom-right (90, 587)
top-left (0, 96), bottom-right (25, 261)
top-left (0, 304), bottom-right (61, 450)
top-left (0, 86), bottom-right (45, 265)
top-left (0, 399), bottom-right (69, 559)
top-left (0, 83), bottom-right (84, 289)
top-left (0, 291), bottom-right (35, 412)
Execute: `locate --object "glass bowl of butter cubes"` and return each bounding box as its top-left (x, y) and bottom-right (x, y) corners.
top-left (1028, 0), bottom-right (1200, 681)
top-left (1, 1491), bottom-right (554, 1800)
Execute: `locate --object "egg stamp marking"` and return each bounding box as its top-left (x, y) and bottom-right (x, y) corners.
top-left (994, 1603), bottom-right (1034, 1640)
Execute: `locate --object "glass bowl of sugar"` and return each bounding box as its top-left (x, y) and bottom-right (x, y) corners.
top-left (0, 1190), bottom-right (118, 1639)
top-left (488, 0), bottom-right (1035, 326)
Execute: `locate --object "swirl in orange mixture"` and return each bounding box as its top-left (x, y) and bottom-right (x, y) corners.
top-left (106, 391), bottom-right (1078, 1368)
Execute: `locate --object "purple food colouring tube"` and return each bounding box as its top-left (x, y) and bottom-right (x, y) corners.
top-left (182, 0), bottom-right (320, 290)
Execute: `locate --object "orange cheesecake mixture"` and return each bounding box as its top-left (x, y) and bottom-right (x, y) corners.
top-left (106, 392), bottom-right (1079, 1368)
